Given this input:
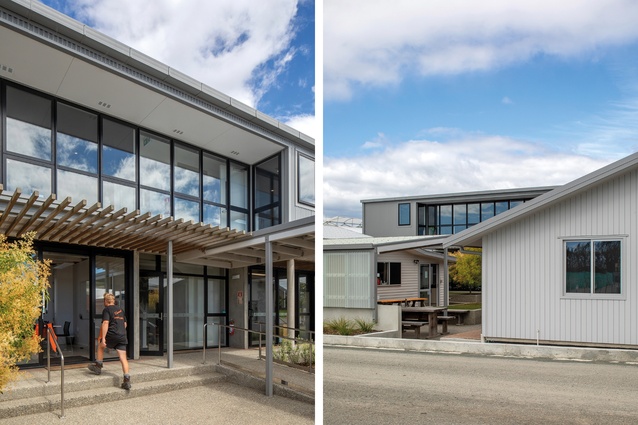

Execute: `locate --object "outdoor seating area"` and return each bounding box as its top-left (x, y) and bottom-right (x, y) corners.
top-left (378, 297), bottom-right (428, 307)
top-left (401, 306), bottom-right (454, 339)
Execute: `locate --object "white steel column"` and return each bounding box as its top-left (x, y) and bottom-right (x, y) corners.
top-left (265, 236), bottom-right (273, 396)
top-left (443, 247), bottom-right (449, 308)
top-left (287, 259), bottom-right (295, 341)
top-left (167, 240), bottom-right (174, 368)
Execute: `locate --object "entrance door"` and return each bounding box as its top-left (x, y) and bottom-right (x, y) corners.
top-left (139, 273), bottom-right (164, 355)
top-left (419, 264), bottom-right (431, 305)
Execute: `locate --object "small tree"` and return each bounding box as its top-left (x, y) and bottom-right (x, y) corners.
top-left (0, 233), bottom-right (50, 393)
top-left (449, 247), bottom-right (482, 293)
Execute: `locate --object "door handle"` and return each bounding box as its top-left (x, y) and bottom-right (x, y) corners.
top-left (159, 313), bottom-right (163, 320)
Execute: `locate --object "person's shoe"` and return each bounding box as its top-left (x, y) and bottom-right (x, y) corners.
top-left (121, 374), bottom-right (131, 390)
top-left (87, 362), bottom-right (103, 375)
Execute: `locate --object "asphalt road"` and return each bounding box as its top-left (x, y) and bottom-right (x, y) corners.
top-left (324, 346), bottom-right (638, 425)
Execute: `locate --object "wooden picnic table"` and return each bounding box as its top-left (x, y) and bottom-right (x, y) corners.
top-left (401, 306), bottom-right (448, 338)
top-left (377, 297), bottom-right (428, 307)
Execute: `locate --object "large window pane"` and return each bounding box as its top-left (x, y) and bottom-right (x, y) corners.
top-left (57, 103), bottom-right (98, 173)
top-left (298, 154), bottom-right (315, 206)
top-left (203, 154), bottom-right (226, 204)
top-left (140, 189), bottom-right (171, 217)
top-left (566, 241), bottom-right (591, 293)
top-left (594, 241), bottom-right (621, 294)
top-left (173, 275), bottom-right (204, 349)
top-left (453, 204), bottom-right (467, 225)
top-left (481, 203), bottom-right (495, 220)
top-left (175, 197), bottom-right (200, 223)
top-left (230, 163), bottom-right (248, 209)
top-left (6, 86), bottom-right (52, 160)
top-left (495, 201), bottom-right (509, 215)
top-left (6, 158), bottom-right (51, 196)
top-left (255, 156), bottom-right (280, 209)
top-left (204, 204), bottom-right (223, 227)
top-left (439, 205), bottom-right (452, 225)
top-left (230, 210), bottom-right (248, 231)
top-left (103, 181), bottom-right (136, 211)
top-left (468, 204), bottom-right (480, 224)
top-left (57, 169), bottom-right (98, 203)
top-left (140, 132), bottom-right (170, 191)
top-left (174, 144), bottom-right (200, 197)
top-left (207, 279), bottom-right (226, 314)
top-left (102, 119), bottom-right (136, 181)
top-left (255, 207), bottom-right (279, 231)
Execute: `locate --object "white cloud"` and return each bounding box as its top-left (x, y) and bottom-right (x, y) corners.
top-left (282, 114), bottom-right (316, 140)
top-left (502, 96), bottom-right (513, 105)
top-left (324, 0), bottom-right (638, 100)
top-left (67, 0), bottom-right (299, 109)
top-left (323, 134), bottom-right (622, 218)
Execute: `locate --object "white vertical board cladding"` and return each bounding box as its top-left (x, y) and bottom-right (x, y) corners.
top-left (376, 252), bottom-right (420, 300)
top-left (484, 170), bottom-right (638, 346)
top-left (323, 251), bottom-right (375, 309)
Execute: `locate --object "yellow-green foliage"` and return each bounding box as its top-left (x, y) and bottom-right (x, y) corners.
top-left (0, 233), bottom-right (50, 393)
top-left (450, 247), bottom-right (482, 292)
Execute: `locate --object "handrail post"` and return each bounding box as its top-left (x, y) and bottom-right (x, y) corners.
top-left (46, 326), bottom-right (65, 418)
top-left (46, 327), bottom-right (51, 383)
top-left (218, 322), bottom-right (221, 365)
top-left (202, 323), bottom-right (207, 364)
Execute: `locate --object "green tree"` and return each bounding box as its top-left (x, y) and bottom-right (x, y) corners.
top-left (449, 247), bottom-right (482, 293)
top-left (0, 233), bottom-right (50, 393)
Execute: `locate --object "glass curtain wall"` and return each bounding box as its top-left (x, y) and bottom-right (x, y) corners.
top-left (2, 82), bottom-right (271, 232)
top-left (254, 155), bottom-right (281, 230)
top-left (95, 256), bottom-right (127, 360)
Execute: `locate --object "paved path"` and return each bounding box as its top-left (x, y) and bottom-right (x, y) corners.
top-left (0, 381), bottom-right (314, 424)
top-left (324, 346), bottom-right (638, 424)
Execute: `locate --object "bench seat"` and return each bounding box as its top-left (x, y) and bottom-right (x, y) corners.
top-left (436, 316), bottom-right (456, 334)
top-left (401, 321), bottom-right (428, 338)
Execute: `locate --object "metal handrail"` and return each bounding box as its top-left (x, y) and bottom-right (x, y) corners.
top-left (201, 323), bottom-right (315, 373)
top-left (46, 326), bottom-right (65, 419)
top-left (253, 321), bottom-right (315, 342)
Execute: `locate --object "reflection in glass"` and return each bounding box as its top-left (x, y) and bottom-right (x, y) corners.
top-left (6, 158), bottom-right (51, 196)
top-left (57, 103), bottom-right (98, 173)
top-left (102, 119), bottom-right (136, 181)
top-left (6, 118), bottom-right (51, 160)
top-left (468, 204), bottom-right (480, 224)
top-left (6, 86), bottom-right (52, 160)
top-left (140, 189), bottom-right (171, 217)
top-left (230, 163), bottom-right (248, 208)
top-left (594, 241), bottom-right (621, 294)
top-left (140, 132), bottom-right (170, 191)
top-left (174, 144), bottom-right (200, 197)
top-left (174, 197), bottom-right (200, 223)
top-left (103, 181), bottom-right (136, 211)
top-left (566, 241), bottom-right (591, 293)
top-left (203, 154), bottom-right (226, 204)
top-left (204, 204), bottom-right (224, 227)
top-left (230, 210), bottom-right (248, 231)
top-left (298, 154), bottom-right (315, 205)
top-left (57, 169), bottom-right (98, 203)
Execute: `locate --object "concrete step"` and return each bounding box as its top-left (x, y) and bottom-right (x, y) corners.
top-left (0, 368), bottom-right (226, 419)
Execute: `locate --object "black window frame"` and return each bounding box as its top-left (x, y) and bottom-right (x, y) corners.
top-left (398, 203), bottom-right (411, 226)
top-left (377, 262), bottom-right (402, 285)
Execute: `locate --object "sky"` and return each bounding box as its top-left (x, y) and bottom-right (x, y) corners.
top-left (39, 0), bottom-right (315, 139)
top-left (323, 0), bottom-right (638, 219)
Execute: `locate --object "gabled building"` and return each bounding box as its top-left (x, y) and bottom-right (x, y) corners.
top-left (0, 0), bottom-right (314, 367)
top-left (443, 152), bottom-right (638, 348)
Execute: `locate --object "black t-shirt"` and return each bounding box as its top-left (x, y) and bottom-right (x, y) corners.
top-left (102, 304), bottom-right (128, 345)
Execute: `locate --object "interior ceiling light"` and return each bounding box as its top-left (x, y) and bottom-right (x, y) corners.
top-left (173, 129), bottom-right (184, 135)
top-left (98, 100), bottom-right (111, 109)
top-left (231, 150), bottom-right (240, 156)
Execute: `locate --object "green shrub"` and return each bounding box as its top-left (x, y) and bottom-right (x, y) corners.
top-left (354, 318), bottom-right (375, 333)
top-left (324, 317), bottom-right (355, 335)
top-left (273, 339), bottom-right (315, 366)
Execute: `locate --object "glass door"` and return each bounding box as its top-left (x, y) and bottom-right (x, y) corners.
top-left (419, 264), bottom-right (431, 305)
top-left (139, 272), bottom-right (164, 355)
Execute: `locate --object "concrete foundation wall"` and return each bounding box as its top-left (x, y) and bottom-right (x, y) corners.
top-left (376, 304), bottom-right (400, 332)
top-left (323, 308), bottom-right (375, 323)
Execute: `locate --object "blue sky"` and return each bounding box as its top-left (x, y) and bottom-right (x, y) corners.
top-left (39, 0), bottom-right (315, 138)
top-left (324, 0), bottom-right (638, 219)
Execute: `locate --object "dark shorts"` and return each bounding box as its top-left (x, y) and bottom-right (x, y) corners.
top-left (106, 335), bottom-right (128, 351)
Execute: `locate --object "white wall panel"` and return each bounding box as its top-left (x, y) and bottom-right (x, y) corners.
top-left (484, 169), bottom-right (638, 346)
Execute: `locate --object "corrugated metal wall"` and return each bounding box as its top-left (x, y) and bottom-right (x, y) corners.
top-left (484, 170), bottom-right (638, 346)
top-left (324, 250), bottom-right (375, 309)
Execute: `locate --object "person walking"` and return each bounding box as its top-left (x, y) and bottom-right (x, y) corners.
top-left (88, 292), bottom-right (131, 390)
